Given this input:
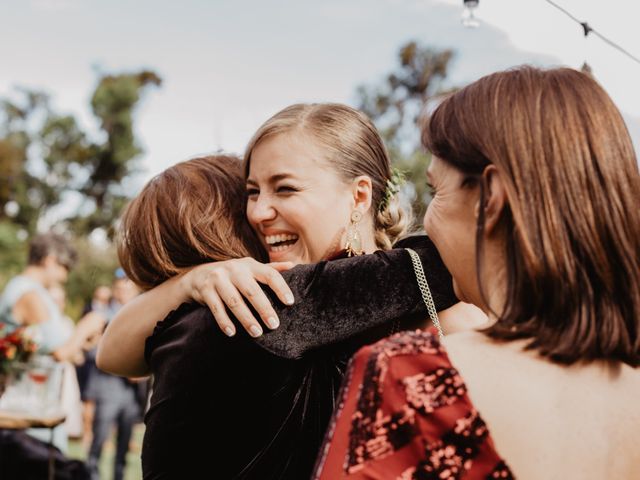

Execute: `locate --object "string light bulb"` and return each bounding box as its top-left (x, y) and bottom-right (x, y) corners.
top-left (462, 0), bottom-right (480, 28)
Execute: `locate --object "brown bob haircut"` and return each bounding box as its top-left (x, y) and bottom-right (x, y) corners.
top-left (117, 155), bottom-right (264, 291)
top-left (422, 66), bottom-right (640, 366)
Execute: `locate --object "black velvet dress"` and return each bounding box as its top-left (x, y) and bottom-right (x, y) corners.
top-left (141, 236), bottom-right (457, 479)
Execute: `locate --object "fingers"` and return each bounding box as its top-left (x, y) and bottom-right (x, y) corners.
top-left (234, 277), bottom-right (280, 332)
top-left (267, 261), bottom-right (295, 272)
top-left (254, 264), bottom-right (295, 307)
top-left (200, 289), bottom-right (236, 337)
top-left (215, 280), bottom-right (266, 337)
top-left (189, 258), bottom-right (294, 338)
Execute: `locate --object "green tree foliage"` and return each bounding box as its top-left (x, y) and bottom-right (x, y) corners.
top-left (0, 71), bottom-right (160, 313)
top-left (0, 70), bottom-right (161, 237)
top-left (356, 41), bottom-right (456, 218)
top-left (64, 238), bottom-right (120, 320)
top-left (0, 221), bottom-right (27, 290)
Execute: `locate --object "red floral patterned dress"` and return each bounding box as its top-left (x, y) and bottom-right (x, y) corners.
top-left (313, 329), bottom-right (514, 479)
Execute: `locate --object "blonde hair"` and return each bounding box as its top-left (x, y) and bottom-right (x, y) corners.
top-left (244, 103), bottom-right (413, 249)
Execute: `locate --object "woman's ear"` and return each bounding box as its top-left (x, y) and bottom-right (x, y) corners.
top-left (351, 176), bottom-right (373, 213)
top-left (481, 165), bottom-right (507, 234)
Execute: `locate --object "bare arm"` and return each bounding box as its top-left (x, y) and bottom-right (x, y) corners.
top-left (14, 292), bottom-right (105, 362)
top-left (98, 236), bottom-right (460, 376)
top-left (52, 312), bottom-right (106, 362)
top-left (97, 261), bottom-right (293, 377)
top-left (13, 291), bottom-right (49, 326)
top-left (97, 273), bottom-right (190, 377)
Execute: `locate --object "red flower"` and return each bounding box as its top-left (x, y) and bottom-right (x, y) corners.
top-left (0, 325), bottom-right (39, 373)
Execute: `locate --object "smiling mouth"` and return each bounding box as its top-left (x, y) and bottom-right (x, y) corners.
top-left (265, 234), bottom-right (299, 252)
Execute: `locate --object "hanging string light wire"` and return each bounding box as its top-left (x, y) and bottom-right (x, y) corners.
top-left (544, 0), bottom-right (640, 66)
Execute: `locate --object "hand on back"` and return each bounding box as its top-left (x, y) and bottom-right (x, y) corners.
top-left (185, 257), bottom-right (295, 338)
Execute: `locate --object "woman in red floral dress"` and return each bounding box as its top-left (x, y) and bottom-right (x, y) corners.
top-left (314, 66), bottom-right (640, 479)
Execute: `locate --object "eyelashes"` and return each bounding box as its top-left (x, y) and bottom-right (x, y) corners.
top-left (276, 186), bottom-right (298, 193)
top-left (245, 185), bottom-right (299, 197)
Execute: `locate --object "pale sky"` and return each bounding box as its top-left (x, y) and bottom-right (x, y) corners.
top-left (2, 0), bottom-right (639, 200)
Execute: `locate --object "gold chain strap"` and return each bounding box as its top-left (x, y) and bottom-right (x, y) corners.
top-left (406, 248), bottom-right (444, 339)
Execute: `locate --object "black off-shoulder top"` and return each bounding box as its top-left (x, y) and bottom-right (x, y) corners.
top-left (142, 236), bottom-right (456, 479)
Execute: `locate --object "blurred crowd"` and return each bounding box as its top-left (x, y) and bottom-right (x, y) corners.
top-left (0, 232), bottom-right (146, 480)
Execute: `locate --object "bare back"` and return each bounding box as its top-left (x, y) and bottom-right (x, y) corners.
top-left (444, 330), bottom-right (640, 479)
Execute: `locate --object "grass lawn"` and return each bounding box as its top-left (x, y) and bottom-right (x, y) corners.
top-left (67, 423), bottom-right (144, 480)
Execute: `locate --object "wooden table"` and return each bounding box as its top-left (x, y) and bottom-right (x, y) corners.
top-left (0, 409), bottom-right (66, 480)
top-left (0, 409), bottom-right (65, 429)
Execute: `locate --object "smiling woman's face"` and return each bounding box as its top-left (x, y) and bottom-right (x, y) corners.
top-left (246, 131), bottom-right (355, 264)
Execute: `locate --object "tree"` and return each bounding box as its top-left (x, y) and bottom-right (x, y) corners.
top-left (0, 70), bottom-right (161, 237)
top-left (356, 41), bottom-right (456, 218)
top-left (64, 238), bottom-right (120, 320)
top-left (0, 221), bottom-right (27, 290)
top-left (0, 71), bottom-right (160, 312)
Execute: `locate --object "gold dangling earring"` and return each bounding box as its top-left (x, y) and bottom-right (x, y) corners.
top-left (345, 210), bottom-right (364, 257)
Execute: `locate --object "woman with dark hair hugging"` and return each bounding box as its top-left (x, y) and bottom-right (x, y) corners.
top-left (315, 67), bottom-right (640, 479)
top-left (98, 105), bottom-right (485, 479)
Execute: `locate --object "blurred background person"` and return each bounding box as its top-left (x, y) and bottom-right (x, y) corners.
top-left (85, 270), bottom-right (141, 480)
top-left (82, 285), bottom-right (112, 316)
top-left (48, 284), bottom-right (84, 443)
top-left (0, 233), bottom-right (105, 452)
top-left (76, 285), bottom-right (112, 448)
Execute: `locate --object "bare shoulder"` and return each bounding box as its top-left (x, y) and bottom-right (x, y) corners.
top-left (441, 330), bottom-right (640, 479)
top-left (438, 302), bottom-right (488, 334)
top-left (443, 330), bottom-right (640, 398)
top-left (440, 330), bottom-right (525, 396)
top-left (441, 329), bottom-right (511, 369)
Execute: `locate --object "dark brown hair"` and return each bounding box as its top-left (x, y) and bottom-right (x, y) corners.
top-left (28, 233), bottom-right (77, 270)
top-left (422, 66), bottom-right (640, 366)
top-left (117, 155), bottom-right (264, 290)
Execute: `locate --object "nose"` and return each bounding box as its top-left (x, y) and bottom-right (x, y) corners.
top-left (247, 192), bottom-right (277, 225)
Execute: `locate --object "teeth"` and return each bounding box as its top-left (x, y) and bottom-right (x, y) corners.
top-left (265, 234), bottom-right (298, 245)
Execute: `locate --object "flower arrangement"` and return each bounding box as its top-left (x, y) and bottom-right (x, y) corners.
top-left (0, 322), bottom-right (38, 377)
